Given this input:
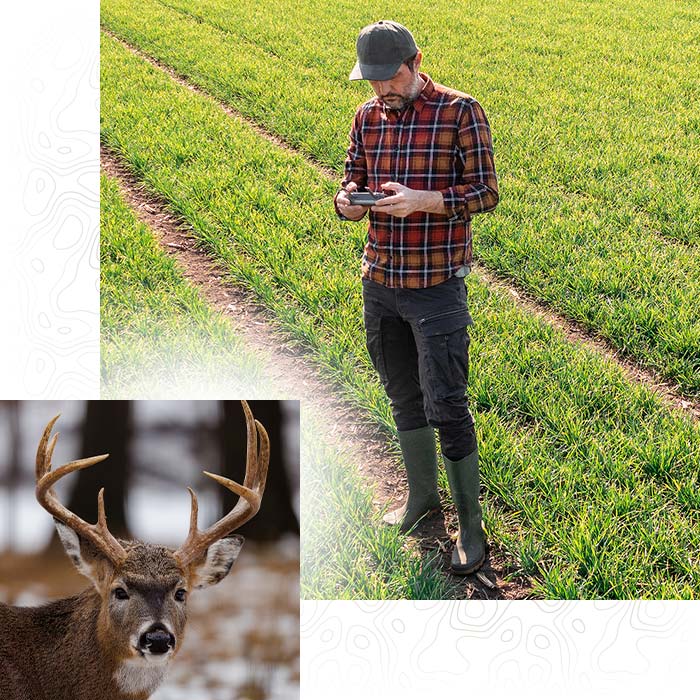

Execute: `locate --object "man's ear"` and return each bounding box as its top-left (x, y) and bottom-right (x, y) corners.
top-left (190, 535), bottom-right (245, 589)
top-left (54, 518), bottom-right (111, 588)
top-left (414, 49), bottom-right (423, 71)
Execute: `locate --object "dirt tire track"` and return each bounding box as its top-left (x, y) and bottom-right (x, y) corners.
top-left (101, 145), bottom-right (529, 599)
top-left (101, 27), bottom-right (699, 423)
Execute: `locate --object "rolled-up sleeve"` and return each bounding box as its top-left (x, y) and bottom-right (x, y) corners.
top-left (440, 99), bottom-right (499, 222)
top-left (342, 109), bottom-right (368, 189)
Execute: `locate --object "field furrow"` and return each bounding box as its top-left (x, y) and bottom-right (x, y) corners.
top-left (100, 0), bottom-right (700, 396)
top-left (101, 170), bottom-right (263, 397)
top-left (101, 31), bottom-right (700, 598)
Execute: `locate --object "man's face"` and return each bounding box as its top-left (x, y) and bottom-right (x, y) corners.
top-left (368, 53), bottom-right (423, 110)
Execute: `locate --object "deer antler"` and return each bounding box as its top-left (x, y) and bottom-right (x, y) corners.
top-left (174, 400), bottom-right (269, 567)
top-left (35, 415), bottom-right (128, 566)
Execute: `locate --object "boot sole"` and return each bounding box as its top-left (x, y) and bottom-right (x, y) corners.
top-left (450, 541), bottom-right (488, 576)
top-left (450, 551), bottom-right (486, 576)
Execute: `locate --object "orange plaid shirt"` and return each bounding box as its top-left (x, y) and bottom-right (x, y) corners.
top-left (340, 73), bottom-right (498, 288)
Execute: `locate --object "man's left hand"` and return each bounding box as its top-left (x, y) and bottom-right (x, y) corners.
top-left (371, 182), bottom-right (446, 217)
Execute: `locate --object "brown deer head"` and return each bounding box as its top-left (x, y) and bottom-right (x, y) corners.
top-left (33, 401), bottom-right (269, 698)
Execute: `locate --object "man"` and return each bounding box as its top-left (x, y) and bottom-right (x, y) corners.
top-left (334, 20), bottom-right (499, 574)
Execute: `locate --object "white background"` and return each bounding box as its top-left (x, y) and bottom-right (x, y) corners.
top-left (1, 0), bottom-right (99, 398)
top-left (0, 3), bottom-right (696, 698)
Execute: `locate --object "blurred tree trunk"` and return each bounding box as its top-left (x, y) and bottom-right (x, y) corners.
top-left (49, 401), bottom-right (132, 549)
top-left (6, 402), bottom-right (20, 552)
top-left (220, 401), bottom-right (299, 541)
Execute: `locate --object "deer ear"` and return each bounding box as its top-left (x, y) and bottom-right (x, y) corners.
top-left (54, 519), bottom-right (111, 587)
top-left (191, 535), bottom-right (244, 589)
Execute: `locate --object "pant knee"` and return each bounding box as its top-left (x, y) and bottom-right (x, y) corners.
top-left (439, 421), bottom-right (477, 461)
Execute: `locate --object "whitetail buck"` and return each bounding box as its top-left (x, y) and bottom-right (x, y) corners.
top-left (0, 400), bottom-right (269, 700)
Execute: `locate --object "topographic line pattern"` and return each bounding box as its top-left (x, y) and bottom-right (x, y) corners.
top-left (301, 600), bottom-right (686, 698)
top-left (13, 21), bottom-right (99, 397)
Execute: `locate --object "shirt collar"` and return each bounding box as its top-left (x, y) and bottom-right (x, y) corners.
top-left (412, 73), bottom-right (435, 113)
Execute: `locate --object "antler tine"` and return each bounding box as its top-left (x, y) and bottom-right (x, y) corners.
top-left (35, 416), bottom-right (127, 566)
top-left (253, 419), bottom-right (270, 490)
top-left (174, 401), bottom-right (270, 567)
top-left (35, 415), bottom-right (60, 481)
top-left (243, 400), bottom-right (257, 488)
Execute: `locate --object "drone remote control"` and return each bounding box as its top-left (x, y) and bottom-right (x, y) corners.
top-left (348, 190), bottom-right (388, 206)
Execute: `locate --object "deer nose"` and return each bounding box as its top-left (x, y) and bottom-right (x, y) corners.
top-left (139, 624), bottom-right (175, 655)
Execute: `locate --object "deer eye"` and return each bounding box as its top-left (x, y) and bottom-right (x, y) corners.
top-left (174, 588), bottom-right (187, 602)
top-left (113, 587), bottom-right (130, 600)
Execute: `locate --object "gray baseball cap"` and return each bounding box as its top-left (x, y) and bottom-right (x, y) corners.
top-left (349, 20), bottom-right (418, 81)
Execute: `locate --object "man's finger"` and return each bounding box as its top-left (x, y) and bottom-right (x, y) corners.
top-left (373, 194), bottom-right (402, 206)
top-left (381, 181), bottom-right (404, 191)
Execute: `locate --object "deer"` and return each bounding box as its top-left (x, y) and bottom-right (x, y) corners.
top-left (0, 400), bottom-right (269, 700)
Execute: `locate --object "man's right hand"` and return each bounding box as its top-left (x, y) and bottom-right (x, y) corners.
top-left (336, 182), bottom-right (369, 221)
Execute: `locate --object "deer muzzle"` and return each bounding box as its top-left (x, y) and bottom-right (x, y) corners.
top-left (139, 624), bottom-right (175, 656)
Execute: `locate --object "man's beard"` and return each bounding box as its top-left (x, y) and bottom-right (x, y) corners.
top-left (380, 75), bottom-right (422, 111)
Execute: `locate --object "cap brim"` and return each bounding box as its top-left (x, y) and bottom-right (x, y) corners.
top-left (349, 60), bottom-right (403, 81)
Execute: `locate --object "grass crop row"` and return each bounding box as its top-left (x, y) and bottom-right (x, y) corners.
top-left (100, 0), bottom-right (700, 396)
top-left (101, 171), bottom-right (263, 398)
top-left (101, 32), bottom-right (700, 598)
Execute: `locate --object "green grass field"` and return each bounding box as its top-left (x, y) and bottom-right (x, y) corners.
top-left (101, 0), bottom-right (700, 396)
top-left (101, 1), bottom-right (700, 598)
top-left (101, 171), bottom-right (264, 398)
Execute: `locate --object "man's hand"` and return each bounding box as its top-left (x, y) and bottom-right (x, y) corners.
top-left (371, 181), bottom-right (446, 217)
top-left (336, 182), bottom-right (369, 221)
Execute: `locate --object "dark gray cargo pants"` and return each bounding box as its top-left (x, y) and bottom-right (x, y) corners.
top-left (362, 275), bottom-right (477, 461)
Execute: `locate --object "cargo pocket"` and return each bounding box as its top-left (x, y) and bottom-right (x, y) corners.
top-left (417, 308), bottom-right (470, 402)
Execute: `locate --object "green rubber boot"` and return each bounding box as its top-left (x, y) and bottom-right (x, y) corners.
top-left (444, 449), bottom-right (486, 575)
top-left (383, 426), bottom-right (441, 532)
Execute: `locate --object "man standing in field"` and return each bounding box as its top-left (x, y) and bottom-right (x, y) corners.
top-left (335, 20), bottom-right (499, 574)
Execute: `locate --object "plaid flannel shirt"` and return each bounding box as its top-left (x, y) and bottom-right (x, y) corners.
top-left (337, 73), bottom-right (498, 288)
